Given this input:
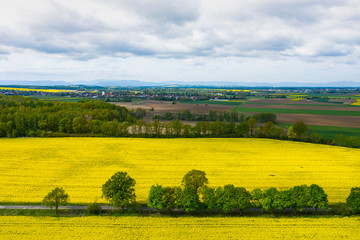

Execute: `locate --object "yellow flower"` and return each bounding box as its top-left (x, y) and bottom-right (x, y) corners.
top-left (0, 138), bottom-right (358, 204)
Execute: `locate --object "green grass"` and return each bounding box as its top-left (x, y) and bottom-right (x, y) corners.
top-left (307, 94), bottom-right (359, 99)
top-left (233, 107), bottom-right (360, 116)
top-left (245, 102), bottom-right (359, 107)
top-left (27, 96), bottom-right (88, 102)
top-left (181, 100), bottom-right (242, 105)
top-left (0, 209), bottom-right (87, 216)
top-left (277, 123), bottom-right (360, 138)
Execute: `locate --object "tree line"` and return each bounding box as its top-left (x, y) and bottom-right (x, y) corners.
top-left (0, 96), bottom-right (135, 137)
top-left (154, 110), bottom-right (245, 122)
top-left (1, 96), bottom-right (359, 148)
top-left (43, 170), bottom-right (360, 215)
top-left (147, 170), bottom-right (329, 213)
top-left (0, 96), bottom-right (285, 138)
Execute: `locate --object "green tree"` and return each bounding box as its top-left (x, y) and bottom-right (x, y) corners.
top-left (193, 122), bottom-right (203, 136)
top-left (273, 190), bottom-right (294, 210)
top-left (58, 118), bottom-right (71, 133)
top-left (263, 121), bottom-right (274, 135)
top-left (42, 187), bottom-right (69, 214)
top-left (162, 187), bottom-right (177, 211)
top-left (287, 126), bottom-right (296, 139)
top-left (346, 187), bottom-right (360, 214)
top-left (333, 134), bottom-right (346, 146)
top-left (253, 113), bottom-right (277, 123)
top-left (224, 122), bottom-right (236, 134)
top-left (182, 124), bottom-right (192, 137)
top-left (72, 116), bottom-right (89, 134)
top-left (102, 171), bottom-right (136, 209)
top-left (250, 188), bottom-right (263, 208)
top-left (216, 185), bottom-right (251, 213)
top-left (247, 118), bottom-right (257, 136)
top-left (236, 122), bottom-right (249, 136)
top-left (38, 119), bottom-right (48, 130)
top-left (209, 121), bottom-right (225, 135)
top-left (0, 122), bottom-right (7, 137)
top-left (174, 186), bottom-right (184, 209)
top-left (292, 121), bottom-right (308, 139)
top-left (178, 187), bottom-right (201, 212)
top-left (90, 119), bottom-right (103, 134)
top-left (171, 120), bottom-right (183, 136)
top-left (259, 187), bottom-right (278, 212)
top-left (203, 187), bottom-right (218, 210)
top-left (291, 185), bottom-right (311, 211)
top-left (148, 184), bottom-right (165, 210)
top-left (101, 121), bottom-right (118, 136)
top-left (344, 136), bottom-right (360, 148)
top-left (182, 169), bottom-right (208, 193)
top-left (308, 184), bottom-right (328, 210)
top-left (200, 121), bottom-right (209, 135)
top-left (309, 132), bottom-right (322, 143)
top-left (152, 119), bottom-right (162, 136)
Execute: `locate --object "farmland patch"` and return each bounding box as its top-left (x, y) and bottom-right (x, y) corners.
top-left (0, 138), bottom-right (359, 204)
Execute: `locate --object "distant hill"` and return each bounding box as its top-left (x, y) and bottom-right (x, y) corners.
top-left (0, 80), bottom-right (69, 86)
top-left (0, 80), bottom-right (359, 88)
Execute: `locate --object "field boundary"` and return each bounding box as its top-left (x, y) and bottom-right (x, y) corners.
top-left (0, 205), bottom-right (335, 215)
top-left (233, 107), bottom-right (360, 116)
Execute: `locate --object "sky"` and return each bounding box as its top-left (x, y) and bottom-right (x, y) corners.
top-left (0, 0), bottom-right (359, 84)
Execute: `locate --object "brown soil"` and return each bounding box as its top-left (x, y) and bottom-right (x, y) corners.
top-left (111, 100), bottom-right (234, 122)
top-left (242, 104), bottom-right (360, 111)
top-left (111, 100), bottom-right (360, 127)
top-left (244, 112), bottom-right (360, 128)
top-left (329, 98), bottom-right (356, 104)
top-left (249, 98), bottom-right (346, 105)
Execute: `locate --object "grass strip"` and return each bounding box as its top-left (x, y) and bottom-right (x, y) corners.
top-left (181, 100), bottom-right (242, 105)
top-left (245, 102), bottom-right (360, 107)
top-left (276, 123), bottom-right (360, 138)
top-left (233, 107), bottom-right (360, 116)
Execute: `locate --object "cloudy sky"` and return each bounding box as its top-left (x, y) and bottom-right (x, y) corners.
top-left (0, 0), bottom-right (359, 84)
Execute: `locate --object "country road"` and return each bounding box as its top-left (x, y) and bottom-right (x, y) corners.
top-left (0, 205), bottom-right (330, 213)
top-left (0, 205), bottom-right (142, 210)
top-left (0, 205), bottom-right (87, 210)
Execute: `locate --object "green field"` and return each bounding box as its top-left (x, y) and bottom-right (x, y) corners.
top-left (181, 100), bottom-right (242, 105)
top-left (277, 123), bottom-right (360, 138)
top-left (25, 96), bottom-right (87, 102)
top-left (245, 102), bottom-right (359, 107)
top-left (233, 106), bottom-right (360, 116)
top-left (306, 94), bottom-right (359, 99)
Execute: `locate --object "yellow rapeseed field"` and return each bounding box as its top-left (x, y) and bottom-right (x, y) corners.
top-left (0, 216), bottom-right (359, 239)
top-left (351, 99), bottom-right (360, 105)
top-left (288, 95), bottom-right (308, 99)
top-left (0, 138), bottom-right (359, 203)
top-left (0, 87), bottom-right (76, 93)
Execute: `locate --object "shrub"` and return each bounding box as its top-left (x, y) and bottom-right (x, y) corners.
top-left (330, 203), bottom-right (352, 216)
top-left (87, 203), bottom-right (102, 215)
top-left (346, 187), bottom-right (360, 214)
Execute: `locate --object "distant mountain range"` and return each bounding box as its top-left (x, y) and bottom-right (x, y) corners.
top-left (0, 80), bottom-right (360, 88)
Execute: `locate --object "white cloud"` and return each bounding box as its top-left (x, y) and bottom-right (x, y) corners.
top-left (0, 0), bottom-right (359, 82)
